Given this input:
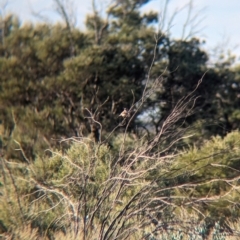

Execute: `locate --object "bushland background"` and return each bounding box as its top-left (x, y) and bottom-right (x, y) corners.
top-left (1, 0), bottom-right (240, 239)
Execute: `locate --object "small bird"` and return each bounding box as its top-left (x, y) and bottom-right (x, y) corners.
top-left (119, 108), bottom-right (129, 118)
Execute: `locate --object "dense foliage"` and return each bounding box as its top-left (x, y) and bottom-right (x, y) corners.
top-left (1, 0), bottom-right (240, 239)
top-left (1, 131), bottom-right (240, 239)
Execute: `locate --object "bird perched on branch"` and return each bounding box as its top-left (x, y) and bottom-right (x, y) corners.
top-left (119, 108), bottom-right (129, 118)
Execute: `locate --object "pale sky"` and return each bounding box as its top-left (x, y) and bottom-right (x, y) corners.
top-left (2, 0), bottom-right (240, 63)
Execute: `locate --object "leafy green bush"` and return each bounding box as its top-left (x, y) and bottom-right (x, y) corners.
top-left (1, 130), bottom-right (240, 239)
